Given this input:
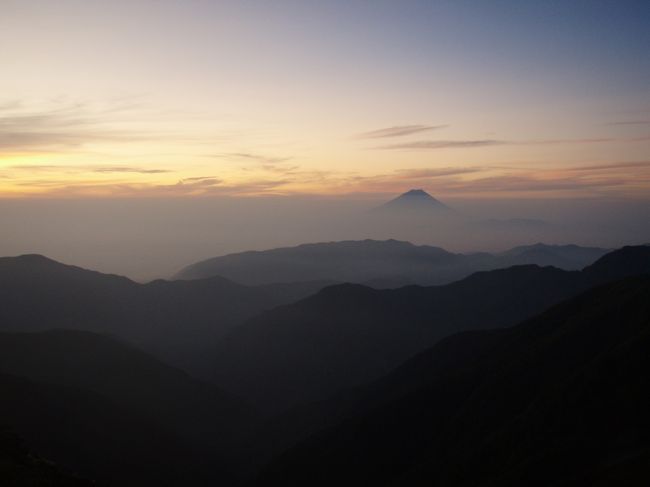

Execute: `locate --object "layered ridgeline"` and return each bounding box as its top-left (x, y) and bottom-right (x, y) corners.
top-left (0, 242), bottom-right (609, 376)
top-left (175, 239), bottom-right (609, 286)
top-left (210, 246), bottom-right (650, 413)
top-left (0, 329), bottom-right (254, 486)
top-left (254, 275), bottom-right (650, 487)
top-left (0, 254), bottom-right (329, 375)
top-left (1, 247), bottom-right (649, 485)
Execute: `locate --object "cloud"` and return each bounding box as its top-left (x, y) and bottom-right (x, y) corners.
top-left (377, 139), bottom-right (504, 150)
top-left (570, 161), bottom-right (650, 171)
top-left (442, 175), bottom-right (629, 193)
top-left (355, 125), bottom-right (447, 139)
top-left (516, 137), bottom-right (616, 145)
top-left (209, 152), bottom-right (300, 176)
top-left (392, 167), bottom-right (483, 179)
top-left (0, 97), bottom-right (225, 154)
top-left (605, 120), bottom-right (650, 126)
top-left (92, 167), bottom-right (171, 174)
top-left (0, 100), bottom-right (151, 152)
top-left (211, 152), bottom-right (292, 164)
top-left (374, 135), bottom-right (650, 151)
top-left (7, 164), bottom-right (171, 174)
top-left (322, 159), bottom-right (650, 197)
top-left (17, 177), bottom-right (297, 198)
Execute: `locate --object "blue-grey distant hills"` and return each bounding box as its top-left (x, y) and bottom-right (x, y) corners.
top-left (175, 239), bottom-right (610, 286)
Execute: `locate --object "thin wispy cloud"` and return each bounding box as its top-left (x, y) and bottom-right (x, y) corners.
top-left (393, 167), bottom-right (483, 179)
top-left (15, 176), bottom-right (296, 198)
top-left (375, 135), bottom-right (650, 150)
top-left (9, 157), bottom-right (649, 198)
top-left (328, 159), bottom-right (650, 197)
top-left (605, 120), bottom-right (650, 126)
top-left (211, 152), bottom-right (299, 176)
top-left (569, 161), bottom-right (650, 171)
top-left (0, 97), bottom-right (232, 154)
top-left (7, 165), bottom-right (171, 174)
top-left (445, 175), bottom-right (629, 193)
top-left (0, 100), bottom-right (148, 152)
top-left (93, 167), bottom-right (171, 174)
top-left (377, 140), bottom-right (504, 150)
top-left (211, 152), bottom-right (293, 164)
top-left (355, 124), bottom-right (447, 139)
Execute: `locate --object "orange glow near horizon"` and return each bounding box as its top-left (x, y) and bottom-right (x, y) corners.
top-left (2, 2), bottom-right (650, 200)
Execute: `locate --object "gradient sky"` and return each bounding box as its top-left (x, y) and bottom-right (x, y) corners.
top-left (2, 0), bottom-right (650, 199)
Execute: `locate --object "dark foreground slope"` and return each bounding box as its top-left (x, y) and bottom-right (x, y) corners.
top-left (176, 240), bottom-right (608, 286)
top-left (255, 275), bottom-right (650, 487)
top-left (211, 246), bottom-right (650, 413)
top-left (0, 330), bottom-right (255, 486)
top-left (0, 428), bottom-right (95, 487)
top-left (0, 372), bottom-right (194, 486)
top-left (0, 254), bottom-right (327, 375)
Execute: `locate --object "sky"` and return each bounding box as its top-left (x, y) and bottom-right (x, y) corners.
top-left (2, 0), bottom-right (650, 199)
top-left (1, 0), bottom-right (649, 278)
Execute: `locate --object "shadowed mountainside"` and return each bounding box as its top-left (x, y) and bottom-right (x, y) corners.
top-left (254, 275), bottom-right (650, 486)
top-left (0, 254), bottom-right (329, 375)
top-left (0, 329), bottom-right (255, 486)
top-left (210, 246), bottom-right (650, 413)
top-left (0, 427), bottom-right (95, 487)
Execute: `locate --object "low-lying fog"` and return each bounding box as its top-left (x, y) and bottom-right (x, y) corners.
top-left (1, 196), bottom-right (648, 281)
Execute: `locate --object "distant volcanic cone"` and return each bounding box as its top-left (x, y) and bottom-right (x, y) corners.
top-left (373, 189), bottom-right (451, 214)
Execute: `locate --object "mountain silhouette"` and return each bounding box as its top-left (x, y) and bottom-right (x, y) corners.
top-left (175, 239), bottom-right (609, 285)
top-left (373, 189), bottom-right (451, 213)
top-left (254, 275), bottom-right (650, 486)
top-left (209, 246), bottom-right (650, 413)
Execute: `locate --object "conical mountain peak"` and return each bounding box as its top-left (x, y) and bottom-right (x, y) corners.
top-left (374, 189), bottom-right (450, 213)
top-left (402, 189), bottom-right (431, 197)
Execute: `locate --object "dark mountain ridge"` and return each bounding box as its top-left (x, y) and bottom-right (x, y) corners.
top-left (0, 329), bottom-right (254, 486)
top-left (210, 246), bottom-right (650, 413)
top-left (0, 427), bottom-right (95, 486)
top-left (0, 254), bottom-right (329, 376)
top-left (254, 275), bottom-right (650, 486)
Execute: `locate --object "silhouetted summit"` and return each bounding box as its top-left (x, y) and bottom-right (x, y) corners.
top-left (374, 189), bottom-right (450, 213)
top-left (583, 244), bottom-right (650, 280)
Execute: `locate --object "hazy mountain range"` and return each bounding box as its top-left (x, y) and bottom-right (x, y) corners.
top-left (1, 243), bottom-right (649, 486)
top-left (175, 239), bottom-right (609, 286)
top-left (0, 254), bottom-right (329, 375)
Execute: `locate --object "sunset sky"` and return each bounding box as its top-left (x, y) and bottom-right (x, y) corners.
top-left (2, 0), bottom-right (650, 199)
